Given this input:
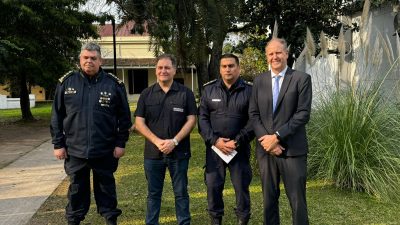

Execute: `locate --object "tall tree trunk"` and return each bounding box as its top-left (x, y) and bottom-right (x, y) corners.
top-left (208, 46), bottom-right (220, 81)
top-left (19, 73), bottom-right (34, 121)
top-left (206, 0), bottom-right (228, 82)
top-left (208, 37), bottom-right (225, 81)
top-left (196, 60), bottom-right (209, 96)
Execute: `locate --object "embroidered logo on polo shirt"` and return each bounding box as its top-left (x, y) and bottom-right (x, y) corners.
top-left (212, 99), bottom-right (221, 102)
top-left (64, 87), bottom-right (77, 95)
top-left (99, 91), bottom-right (111, 107)
top-left (173, 107), bottom-right (184, 112)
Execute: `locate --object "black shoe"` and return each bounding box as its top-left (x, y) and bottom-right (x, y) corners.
top-left (105, 218), bottom-right (117, 225)
top-left (68, 222), bottom-right (80, 225)
top-left (210, 217), bottom-right (222, 225)
top-left (238, 218), bottom-right (249, 225)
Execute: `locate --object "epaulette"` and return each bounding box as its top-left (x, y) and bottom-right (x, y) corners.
top-left (244, 80), bottom-right (253, 86)
top-left (58, 71), bottom-right (74, 83)
top-left (203, 79), bottom-right (217, 87)
top-left (106, 73), bottom-right (123, 85)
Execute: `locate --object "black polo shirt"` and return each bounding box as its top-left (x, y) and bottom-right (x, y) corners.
top-left (135, 81), bottom-right (197, 159)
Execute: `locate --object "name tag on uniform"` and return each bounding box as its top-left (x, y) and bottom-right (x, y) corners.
top-left (212, 99), bottom-right (221, 102)
top-left (173, 107), bottom-right (184, 112)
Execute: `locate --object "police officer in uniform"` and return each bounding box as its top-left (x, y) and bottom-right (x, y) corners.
top-left (50, 42), bottom-right (132, 225)
top-left (198, 53), bottom-right (254, 225)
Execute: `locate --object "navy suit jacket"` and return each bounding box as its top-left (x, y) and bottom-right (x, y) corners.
top-left (248, 67), bottom-right (312, 156)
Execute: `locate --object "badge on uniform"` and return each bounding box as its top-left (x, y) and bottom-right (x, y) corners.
top-left (64, 87), bottom-right (77, 95)
top-left (211, 99), bottom-right (221, 102)
top-left (99, 91), bottom-right (111, 107)
top-left (173, 107), bottom-right (184, 112)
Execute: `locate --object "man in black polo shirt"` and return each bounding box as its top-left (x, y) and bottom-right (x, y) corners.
top-left (134, 54), bottom-right (197, 225)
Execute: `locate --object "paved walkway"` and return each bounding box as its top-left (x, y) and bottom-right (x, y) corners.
top-left (0, 124), bottom-right (66, 225)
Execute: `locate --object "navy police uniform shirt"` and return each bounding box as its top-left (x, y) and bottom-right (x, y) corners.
top-left (134, 81), bottom-right (197, 159)
top-left (50, 69), bottom-right (132, 159)
top-left (198, 78), bottom-right (254, 152)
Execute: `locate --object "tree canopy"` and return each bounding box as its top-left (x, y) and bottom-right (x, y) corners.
top-left (114, 0), bottom-right (399, 78)
top-left (0, 0), bottom-right (100, 120)
top-left (109, 0), bottom-right (245, 90)
top-left (239, 47), bottom-right (268, 82)
top-left (238, 0), bottom-right (398, 62)
top-left (109, 0), bottom-right (364, 88)
top-left (236, 0), bottom-right (349, 66)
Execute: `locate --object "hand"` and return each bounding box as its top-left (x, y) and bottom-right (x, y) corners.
top-left (215, 138), bottom-right (235, 155)
top-left (269, 144), bottom-right (285, 156)
top-left (113, 147), bottom-right (125, 158)
top-left (54, 148), bottom-right (67, 160)
top-left (258, 134), bottom-right (279, 152)
top-left (225, 140), bottom-right (237, 150)
top-left (154, 138), bottom-right (165, 150)
top-left (158, 139), bottom-right (175, 155)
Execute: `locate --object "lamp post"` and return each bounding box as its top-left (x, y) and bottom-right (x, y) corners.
top-left (111, 17), bottom-right (117, 76)
top-left (102, 14), bottom-right (118, 76)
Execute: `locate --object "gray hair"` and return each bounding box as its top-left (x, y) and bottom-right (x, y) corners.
top-left (80, 42), bottom-right (102, 57)
top-left (266, 38), bottom-right (289, 52)
top-left (156, 54), bottom-right (177, 68)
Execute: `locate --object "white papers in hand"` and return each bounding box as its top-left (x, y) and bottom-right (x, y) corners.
top-left (211, 145), bottom-right (237, 164)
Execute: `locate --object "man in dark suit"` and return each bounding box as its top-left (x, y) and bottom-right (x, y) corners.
top-left (248, 38), bottom-right (312, 225)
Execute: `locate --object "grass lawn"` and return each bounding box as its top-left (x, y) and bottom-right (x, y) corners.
top-left (15, 103), bottom-right (399, 224)
top-left (29, 131), bottom-right (400, 225)
top-left (0, 102), bottom-right (53, 123)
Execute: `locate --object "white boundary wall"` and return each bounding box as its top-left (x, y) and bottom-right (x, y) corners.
top-left (0, 94), bottom-right (35, 109)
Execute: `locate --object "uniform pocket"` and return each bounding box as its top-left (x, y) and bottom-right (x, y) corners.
top-left (64, 93), bottom-right (81, 114)
top-left (145, 102), bottom-right (162, 120)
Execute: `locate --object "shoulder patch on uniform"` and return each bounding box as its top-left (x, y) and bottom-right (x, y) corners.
top-left (106, 73), bottom-right (123, 84)
top-left (244, 80), bottom-right (253, 86)
top-left (203, 79), bottom-right (217, 87)
top-left (58, 71), bottom-right (74, 83)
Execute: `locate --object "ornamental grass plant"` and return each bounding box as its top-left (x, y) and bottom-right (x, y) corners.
top-left (307, 78), bottom-right (400, 200)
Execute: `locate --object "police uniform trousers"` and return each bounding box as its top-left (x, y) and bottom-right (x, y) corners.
top-left (64, 154), bottom-right (121, 223)
top-left (205, 147), bottom-right (252, 221)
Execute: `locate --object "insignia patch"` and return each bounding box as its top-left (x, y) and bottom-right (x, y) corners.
top-left (99, 91), bottom-right (112, 107)
top-left (211, 99), bottom-right (221, 102)
top-left (107, 73), bottom-right (123, 84)
top-left (59, 71), bottom-right (73, 83)
top-left (64, 87), bottom-right (77, 95)
top-left (203, 79), bottom-right (217, 87)
top-left (244, 80), bottom-right (253, 86)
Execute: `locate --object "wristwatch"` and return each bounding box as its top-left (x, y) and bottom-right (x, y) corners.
top-left (275, 131), bottom-right (281, 141)
top-left (172, 138), bottom-right (179, 146)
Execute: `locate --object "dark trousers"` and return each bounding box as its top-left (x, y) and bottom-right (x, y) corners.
top-left (64, 154), bottom-right (121, 223)
top-left (205, 149), bottom-right (252, 221)
top-left (257, 152), bottom-right (309, 225)
top-left (144, 158), bottom-right (190, 225)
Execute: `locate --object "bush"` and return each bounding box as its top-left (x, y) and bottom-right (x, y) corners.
top-left (307, 82), bottom-right (400, 200)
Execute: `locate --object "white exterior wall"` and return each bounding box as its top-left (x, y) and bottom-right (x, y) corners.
top-left (303, 3), bottom-right (400, 103)
top-left (0, 94), bottom-right (36, 109)
top-left (350, 4), bottom-right (400, 97)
